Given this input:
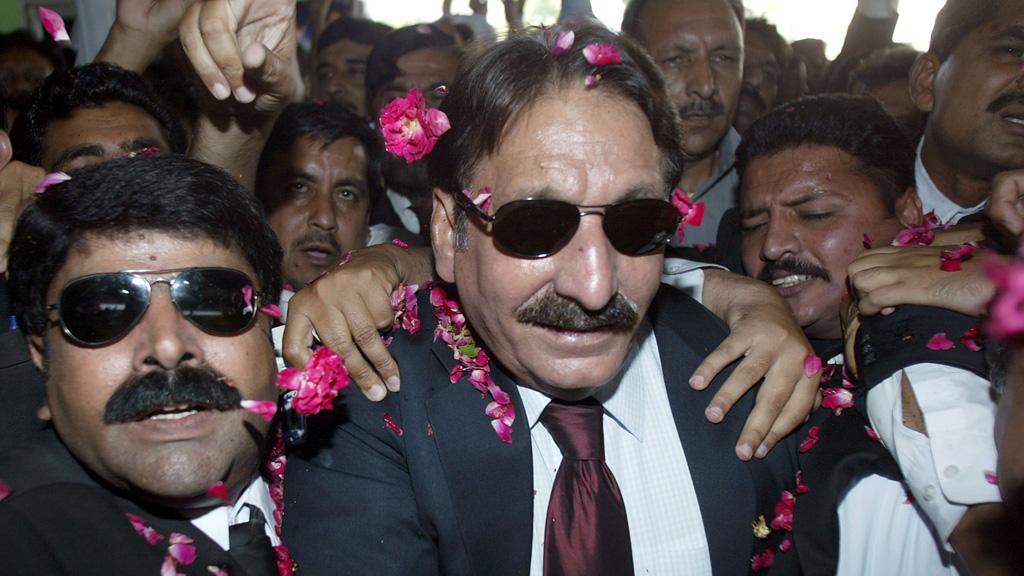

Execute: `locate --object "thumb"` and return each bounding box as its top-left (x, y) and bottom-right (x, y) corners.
top-left (0, 131), bottom-right (12, 171)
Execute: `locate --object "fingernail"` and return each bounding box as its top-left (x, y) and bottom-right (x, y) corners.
top-left (386, 375), bottom-right (401, 392)
top-left (736, 443), bottom-right (753, 460)
top-left (234, 85), bottom-right (256, 102)
top-left (882, 306), bottom-right (895, 315)
top-left (705, 406), bottom-right (723, 423)
top-left (369, 384), bottom-right (386, 401)
top-left (211, 83), bottom-right (230, 100)
top-left (689, 375), bottom-right (706, 389)
top-left (755, 443), bottom-right (768, 459)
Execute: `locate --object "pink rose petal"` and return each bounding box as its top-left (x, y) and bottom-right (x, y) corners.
top-left (751, 549), bottom-right (775, 571)
top-left (259, 304), bottom-right (282, 320)
top-left (379, 88), bottom-right (450, 163)
top-left (240, 399), bottom-right (277, 422)
top-left (583, 43), bottom-right (623, 66)
top-left (865, 426), bottom-right (880, 441)
top-left (862, 233), bottom-right (873, 249)
top-left (207, 567), bottom-right (230, 576)
top-left (126, 512), bottom-right (165, 545)
top-left (985, 256), bottom-right (1024, 341)
top-left (277, 347), bottom-right (349, 415)
top-left (985, 470), bottom-right (998, 485)
top-left (0, 479), bottom-right (11, 502)
top-left (39, 7), bottom-right (70, 42)
top-left (926, 332), bottom-right (955, 351)
top-left (207, 481), bottom-right (231, 504)
top-left (33, 171), bottom-right (70, 194)
top-left (391, 238), bottom-right (409, 249)
top-left (161, 555), bottom-right (184, 576)
top-left (821, 388), bottom-right (854, 415)
top-left (671, 188), bottom-right (706, 243)
top-left (803, 354), bottom-right (822, 378)
top-left (168, 533), bottom-right (196, 565)
top-left (959, 327), bottom-right (983, 352)
top-left (426, 423), bottom-right (434, 436)
top-left (894, 212), bottom-right (939, 247)
top-left (551, 30), bottom-right (575, 55)
top-left (799, 426), bottom-right (820, 453)
top-left (584, 73), bottom-right (601, 87)
top-left (779, 539), bottom-right (792, 553)
top-left (383, 412), bottom-right (404, 436)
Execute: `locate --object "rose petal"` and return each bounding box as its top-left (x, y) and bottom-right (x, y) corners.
top-left (168, 533), bottom-right (196, 565)
top-left (206, 481), bottom-right (231, 504)
top-left (862, 233), bottom-right (873, 249)
top-left (584, 73), bottom-right (601, 87)
top-left (865, 425), bottom-right (880, 441)
top-left (259, 304), bottom-right (283, 320)
top-left (926, 332), bottom-right (955, 351)
top-left (985, 470), bottom-right (998, 485)
top-left (821, 388), bottom-right (854, 415)
top-left (751, 549), bottom-right (775, 571)
top-left (240, 399), bottom-right (277, 422)
top-left (583, 43), bottom-right (623, 66)
top-left (33, 171), bottom-right (71, 194)
top-left (39, 7), bottom-right (70, 42)
top-left (959, 327), bottom-right (983, 352)
top-left (0, 479), bottom-right (11, 502)
top-left (551, 30), bottom-right (575, 55)
top-left (803, 354), bottom-right (822, 377)
top-left (391, 238), bottom-right (409, 249)
top-left (799, 426), bottom-right (820, 453)
top-left (161, 555), bottom-right (183, 576)
top-left (383, 412), bottom-right (404, 436)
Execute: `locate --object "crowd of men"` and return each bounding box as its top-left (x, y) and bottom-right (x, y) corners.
top-left (0, 0), bottom-right (1022, 574)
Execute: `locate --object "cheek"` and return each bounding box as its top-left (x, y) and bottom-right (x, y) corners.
top-left (46, 344), bottom-right (133, 422)
top-left (267, 208), bottom-right (306, 247)
top-left (204, 332), bottom-right (277, 399)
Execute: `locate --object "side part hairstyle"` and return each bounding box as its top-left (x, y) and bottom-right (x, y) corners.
top-left (735, 94), bottom-right (915, 214)
top-left (9, 62), bottom-right (187, 166)
top-left (429, 22), bottom-right (685, 198)
top-left (929, 0), bottom-right (1001, 61)
top-left (256, 101), bottom-right (386, 210)
top-left (8, 155), bottom-right (283, 337)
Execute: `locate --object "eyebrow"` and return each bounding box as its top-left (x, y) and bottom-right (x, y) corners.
top-left (996, 25), bottom-right (1024, 43)
top-left (119, 138), bottom-right (162, 153)
top-left (741, 189), bottom-right (832, 219)
top-left (52, 144), bottom-right (104, 170)
top-left (513, 184), bottom-right (664, 203)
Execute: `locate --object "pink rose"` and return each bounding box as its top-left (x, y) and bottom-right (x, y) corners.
top-left (379, 89), bottom-right (451, 163)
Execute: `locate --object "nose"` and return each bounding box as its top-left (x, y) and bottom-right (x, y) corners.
top-left (760, 216), bottom-right (801, 264)
top-left (133, 286), bottom-right (204, 373)
top-left (553, 215), bottom-right (618, 311)
top-left (308, 189), bottom-right (337, 232)
top-left (686, 56), bottom-right (717, 100)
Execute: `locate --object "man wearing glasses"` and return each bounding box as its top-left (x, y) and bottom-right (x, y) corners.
top-left (285, 25), bottom-right (796, 576)
top-left (0, 156), bottom-right (285, 574)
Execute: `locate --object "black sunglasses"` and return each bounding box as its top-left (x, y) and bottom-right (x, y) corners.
top-left (456, 194), bottom-right (681, 258)
top-left (46, 267), bottom-right (263, 346)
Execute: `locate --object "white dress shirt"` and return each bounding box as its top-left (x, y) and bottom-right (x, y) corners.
top-left (864, 144), bottom-right (1001, 548)
top-left (385, 189), bottom-right (421, 236)
top-left (518, 324), bottom-right (713, 576)
top-left (190, 476), bottom-right (280, 551)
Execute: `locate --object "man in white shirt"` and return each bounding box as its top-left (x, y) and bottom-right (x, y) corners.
top-left (0, 156), bottom-right (285, 574)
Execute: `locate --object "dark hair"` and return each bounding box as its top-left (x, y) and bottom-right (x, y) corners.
top-left (745, 17), bottom-right (791, 71)
top-left (318, 17), bottom-right (392, 53)
top-left (9, 62), bottom-right (187, 166)
top-left (0, 30), bottom-right (68, 72)
top-left (8, 155), bottom-right (283, 337)
top-left (735, 94), bottom-right (914, 213)
top-left (365, 24), bottom-right (458, 117)
top-left (848, 44), bottom-right (920, 92)
top-left (930, 0), bottom-right (1001, 62)
top-left (256, 101), bottom-right (385, 206)
top-left (621, 0), bottom-right (744, 39)
top-left (429, 23), bottom-right (684, 199)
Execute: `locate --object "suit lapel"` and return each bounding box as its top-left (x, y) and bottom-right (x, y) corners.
top-left (425, 337), bottom-right (534, 576)
top-left (651, 288), bottom-right (760, 575)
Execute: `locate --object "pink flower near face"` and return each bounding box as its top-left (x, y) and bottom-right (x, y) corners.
top-left (259, 304), bottom-right (282, 320)
top-left (206, 481), bottom-right (231, 504)
top-left (33, 171), bottom-right (71, 194)
top-left (277, 347), bottom-right (349, 415)
top-left (583, 43), bottom-right (623, 66)
top-left (893, 213), bottom-right (939, 246)
top-left (39, 7), bottom-right (70, 42)
top-left (379, 88), bottom-right (451, 163)
top-left (821, 388), bottom-right (854, 415)
top-left (939, 244), bottom-right (977, 272)
top-left (240, 399), bottom-right (278, 422)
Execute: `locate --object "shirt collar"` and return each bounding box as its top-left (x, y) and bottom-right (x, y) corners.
top-left (915, 139), bottom-right (986, 225)
top-left (516, 322), bottom-right (651, 442)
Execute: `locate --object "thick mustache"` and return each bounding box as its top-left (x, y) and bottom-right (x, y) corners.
top-left (679, 97), bottom-right (725, 118)
top-left (739, 84), bottom-right (767, 114)
top-left (293, 230), bottom-right (342, 255)
top-left (515, 289), bottom-right (639, 331)
top-left (987, 92), bottom-right (1024, 115)
top-left (757, 257), bottom-right (831, 284)
top-left (103, 366), bottom-right (242, 424)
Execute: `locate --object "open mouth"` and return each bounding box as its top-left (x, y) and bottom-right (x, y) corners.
top-left (771, 274), bottom-right (814, 289)
top-left (300, 244), bottom-right (339, 263)
top-left (137, 403), bottom-right (217, 422)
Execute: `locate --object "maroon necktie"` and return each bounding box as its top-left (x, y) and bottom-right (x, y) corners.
top-left (541, 397), bottom-right (634, 576)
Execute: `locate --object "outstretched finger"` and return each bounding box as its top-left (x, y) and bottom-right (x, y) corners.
top-left (179, 3), bottom-right (231, 99)
top-left (689, 333), bottom-right (749, 392)
top-left (196, 1), bottom-right (249, 99)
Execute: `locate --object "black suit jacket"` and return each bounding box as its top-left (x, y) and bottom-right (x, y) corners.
top-left (283, 285), bottom-right (797, 575)
top-left (0, 275), bottom-right (46, 455)
top-left (0, 430), bottom-right (252, 575)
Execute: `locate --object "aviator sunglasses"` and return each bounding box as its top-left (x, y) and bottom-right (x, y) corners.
top-left (455, 193), bottom-right (682, 258)
top-left (46, 267), bottom-right (263, 346)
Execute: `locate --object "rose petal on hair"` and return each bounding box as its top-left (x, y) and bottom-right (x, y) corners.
top-left (583, 43), bottom-right (623, 66)
top-left (39, 7), bottom-right (70, 42)
top-left (584, 73), bottom-right (601, 88)
top-left (803, 354), bottom-right (822, 377)
top-left (551, 30), bottom-right (575, 55)
top-left (926, 332), bottom-right (955, 351)
top-left (240, 400), bottom-right (277, 422)
top-left (33, 171), bottom-right (70, 194)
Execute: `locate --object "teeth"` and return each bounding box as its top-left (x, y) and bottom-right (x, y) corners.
top-left (148, 409), bottom-right (198, 421)
top-left (1008, 117), bottom-right (1024, 125)
top-left (772, 274), bottom-right (812, 288)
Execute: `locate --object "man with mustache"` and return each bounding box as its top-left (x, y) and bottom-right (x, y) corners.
top-left (256, 102), bottom-right (408, 321)
top-left (284, 25), bottom-right (798, 576)
top-left (621, 0), bottom-right (744, 248)
top-left (0, 155), bottom-right (284, 574)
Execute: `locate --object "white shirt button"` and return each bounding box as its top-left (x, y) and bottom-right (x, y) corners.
top-left (943, 465), bottom-right (960, 479)
top-left (923, 485), bottom-right (937, 502)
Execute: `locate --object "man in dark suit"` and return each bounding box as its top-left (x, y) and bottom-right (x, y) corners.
top-left (284, 25), bottom-right (796, 575)
top-left (0, 155), bottom-right (285, 575)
